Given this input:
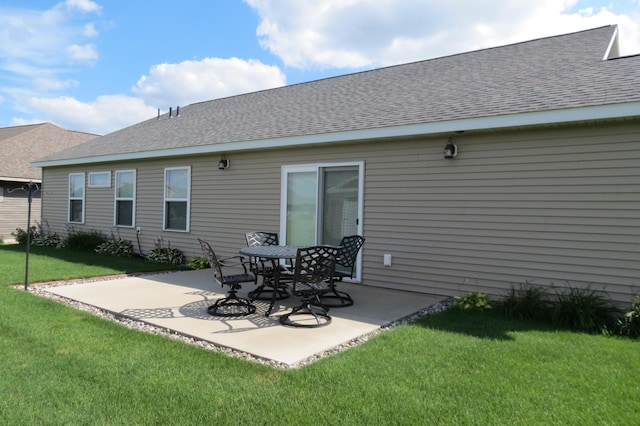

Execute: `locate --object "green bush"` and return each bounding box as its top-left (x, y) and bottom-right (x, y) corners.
top-left (616, 297), bottom-right (640, 338)
top-left (454, 292), bottom-right (493, 310)
top-left (95, 238), bottom-right (134, 257)
top-left (187, 256), bottom-right (209, 270)
top-left (64, 229), bottom-right (108, 252)
top-left (32, 232), bottom-right (63, 248)
top-left (550, 284), bottom-right (620, 334)
top-left (499, 283), bottom-right (551, 322)
top-left (12, 227), bottom-right (37, 245)
top-left (147, 236), bottom-right (185, 265)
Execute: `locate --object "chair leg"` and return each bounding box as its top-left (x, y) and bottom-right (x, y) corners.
top-left (207, 289), bottom-right (256, 317)
top-left (317, 281), bottom-right (354, 307)
top-left (248, 284), bottom-right (289, 301)
top-left (280, 296), bottom-right (331, 328)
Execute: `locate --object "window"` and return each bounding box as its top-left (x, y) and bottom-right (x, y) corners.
top-left (88, 171), bottom-right (111, 188)
top-left (68, 173), bottom-right (85, 223)
top-left (115, 170), bottom-right (136, 227)
top-left (163, 166), bottom-right (190, 231)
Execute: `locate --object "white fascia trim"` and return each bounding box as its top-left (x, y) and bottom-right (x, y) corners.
top-left (32, 101), bottom-right (640, 168)
top-left (0, 176), bottom-right (42, 183)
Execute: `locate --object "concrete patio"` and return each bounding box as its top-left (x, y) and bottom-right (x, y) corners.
top-left (41, 270), bottom-right (446, 367)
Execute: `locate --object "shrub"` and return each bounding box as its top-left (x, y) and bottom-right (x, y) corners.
top-left (616, 297), bottom-right (640, 338)
top-left (12, 227), bottom-right (37, 245)
top-left (454, 292), bottom-right (493, 310)
top-left (96, 238), bottom-right (134, 257)
top-left (32, 232), bottom-right (63, 248)
top-left (499, 283), bottom-right (551, 322)
top-left (64, 229), bottom-right (108, 252)
top-left (147, 236), bottom-right (185, 265)
top-left (551, 284), bottom-right (620, 334)
top-left (187, 256), bottom-right (209, 270)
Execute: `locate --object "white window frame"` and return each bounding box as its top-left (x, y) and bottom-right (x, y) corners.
top-left (114, 170), bottom-right (136, 227)
top-left (280, 161), bottom-right (364, 280)
top-left (88, 171), bottom-right (111, 188)
top-left (68, 172), bottom-right (85, 224)
top-left (163, 166), bottom-right (191, 232)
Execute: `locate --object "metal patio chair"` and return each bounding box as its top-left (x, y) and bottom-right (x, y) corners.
top-left (280, 245), bottom-right (340, 328)
top-left (197, 238), bottom-right (256, 317)
top-left (318, 234), bottom-right (365, 307)
top-left (244, 231), bottom-right (290, 304)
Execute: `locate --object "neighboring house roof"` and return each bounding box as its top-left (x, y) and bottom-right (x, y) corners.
top-left (1, 123), bottom-right (99, 181)
top-left (33, 25), bottom-right (640, 168)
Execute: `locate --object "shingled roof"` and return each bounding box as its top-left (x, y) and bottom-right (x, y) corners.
top-left (34, 25), bottom-right (640, 167)
top-left (1, 123), bottom-right (98, 181)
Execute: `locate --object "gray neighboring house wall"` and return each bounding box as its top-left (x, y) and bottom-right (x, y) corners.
top-left (33, 26), bottom-right (640, 305)
top-left (0, 123), bottom-right (98, 241)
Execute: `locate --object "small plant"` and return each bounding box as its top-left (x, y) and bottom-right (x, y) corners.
top-left (28, 219), bottom-right (62, 247)
top-left (616, 297), bottom-right (640, 338)
top-left (187, 256), bottom-right (210, 270)
top-left (454, 292), bottom-right (493, 310)
top-left (64, 228), bottom-right (108, 252)
top-left (499, 282), bottom-right (551, 322)
top-left (551, 284), bottom-right (620, 334)
top-left (32, 232), bottom-right (63, 248)
top-left (13, 221), bottom-right (63, 248)
top-left (96, 238), bottom-right (134, 257)
top-left (12, 226), bottom-right (38, 245)
top-left (147, 236), bottom-right (185, 265)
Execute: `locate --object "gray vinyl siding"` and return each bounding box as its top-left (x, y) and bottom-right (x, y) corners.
top-left (41, 120), bottom-right (640, 306)
top-left (362, 121), bottom-right (640, 306)
top-left (0, 184), bottom-right (41, 240)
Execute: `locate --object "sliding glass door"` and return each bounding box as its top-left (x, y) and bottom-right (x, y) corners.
top-left (281, 162), bottom-right (364, 279)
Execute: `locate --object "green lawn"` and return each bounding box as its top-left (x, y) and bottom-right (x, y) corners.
top-left (0, 244), bottom-right (186, 286)
top-left (1, 245), bottom-right (639, 424)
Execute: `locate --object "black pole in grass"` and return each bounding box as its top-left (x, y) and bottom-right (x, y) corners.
top-left (8, 181), bottom-right (40, 290)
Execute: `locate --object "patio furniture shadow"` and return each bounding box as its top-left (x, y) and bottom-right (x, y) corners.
top-left (118, 288), bottom-right (283, 334)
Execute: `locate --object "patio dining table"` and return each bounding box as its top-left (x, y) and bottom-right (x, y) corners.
top-left (239, 245), bottom-right (300, 316)
top-left (239, 245), bottom-right (300, 261)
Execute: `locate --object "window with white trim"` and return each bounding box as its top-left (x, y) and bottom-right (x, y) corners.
top-left (68, 173), bottom-right (85, 223)
top-left (88, 171), bottom-right (111, 188)
top-left (163, 166), bottom-right (190, 231)
top-left (115, 170), bottom-right (136, 227)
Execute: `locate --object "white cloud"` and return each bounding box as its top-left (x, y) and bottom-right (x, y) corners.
top-left (66, 44), bottom-right (99, 62)
top-left (0, 2), bottom-right (101, 76)
top-left (62, 0), bottom-right (102, 13)
top-left (24, 95), bottom-right (156, 135)
top-left (12, 57), bottom-right (287, 134)
top-left (83, 22), bottom-right (99, 37)
top-left (245, 0), bottom-right (640, 69)
top-left (33, 77), bottom-right (79, 92)
top-left (132, 57), bottom-right (287, 108)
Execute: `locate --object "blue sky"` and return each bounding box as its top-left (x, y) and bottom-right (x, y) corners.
top-left (1, 0), bottom-right (639, 135)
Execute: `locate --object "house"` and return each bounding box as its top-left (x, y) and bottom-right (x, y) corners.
top-left (32, 26), bottom-right (640, 305)
top-left (0, 123), bottom-right (98, 241)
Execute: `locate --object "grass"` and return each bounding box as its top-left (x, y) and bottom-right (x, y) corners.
top-left (1, 245), bottom-right (639, 424)
top-left (0, 244), bottom-right (186, 286)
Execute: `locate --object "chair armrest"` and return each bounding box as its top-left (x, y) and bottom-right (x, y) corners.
top-left (220, 255), bottom-right (251, 274)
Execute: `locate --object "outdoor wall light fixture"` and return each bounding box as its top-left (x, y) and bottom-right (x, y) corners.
top-left (218, 155), bottom-right (230, 170)
top-left (444, 137), bottom-right (458, 159)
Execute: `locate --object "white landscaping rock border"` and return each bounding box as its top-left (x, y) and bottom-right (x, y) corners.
top-left (15, 276), bottom-right (453, 369)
